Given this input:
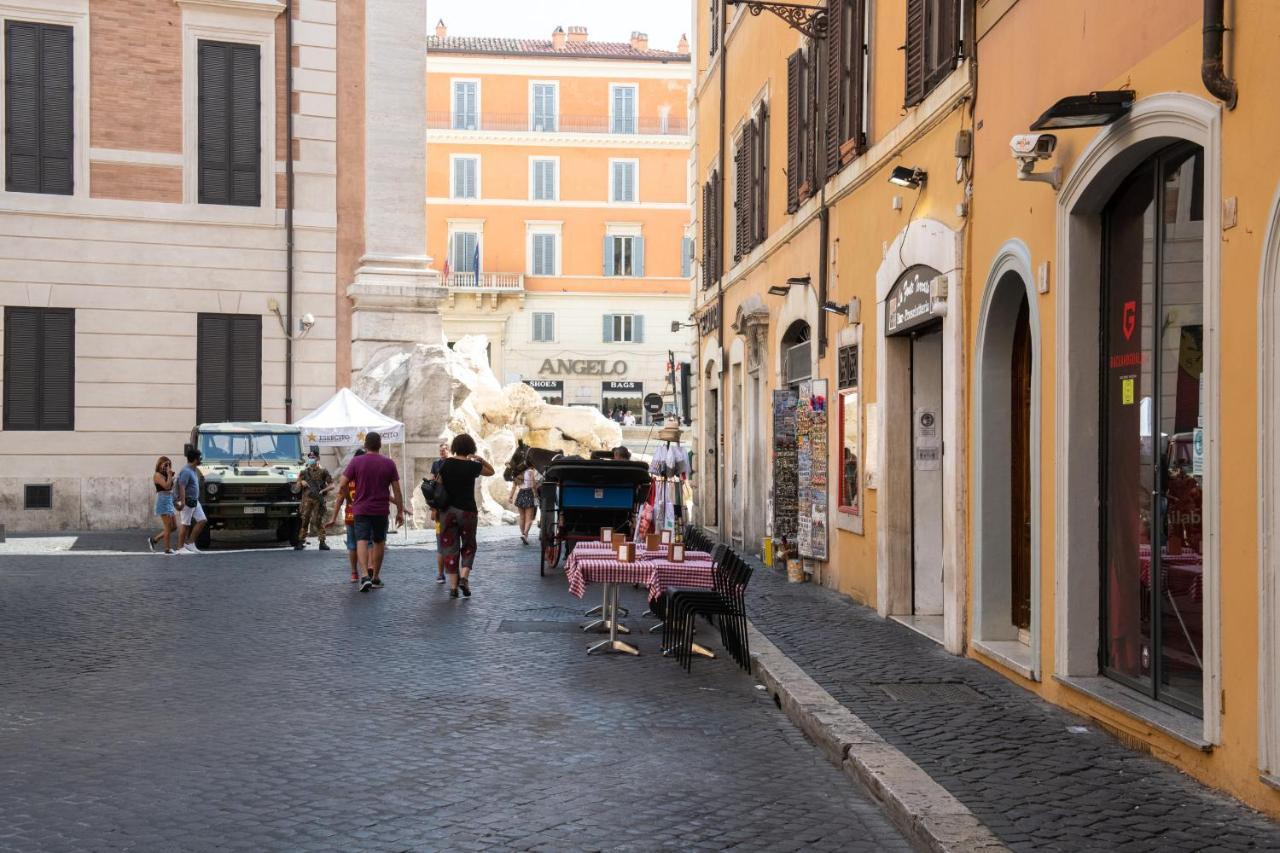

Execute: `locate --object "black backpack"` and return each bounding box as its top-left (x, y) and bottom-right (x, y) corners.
top-left (420, 477), bottom-right (449, 511)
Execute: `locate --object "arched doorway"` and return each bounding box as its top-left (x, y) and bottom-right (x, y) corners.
top-left (1261, 181), bottom-right (1280, 782)
top-left (973, 243), bottom-right (1040, 678)
top-left (1054, 93), bottom-right (1221, 734)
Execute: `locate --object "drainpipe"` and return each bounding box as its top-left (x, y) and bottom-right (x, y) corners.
top-left (716, 1), bottom-right (728, 534)
top-left (284, 0), bottom-right (297, 421)
top-left (817, 194), bottom-right (829, 357)
top-left (1202, 0), bottom-right (1237, 109)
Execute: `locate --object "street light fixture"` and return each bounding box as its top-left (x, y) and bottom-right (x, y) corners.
top-left (724, 0), bottom-right (828, 39)
top-left (1030, 90), bottom-right (1134, 131)
top-left (888, 165), bottom-right (927, 189)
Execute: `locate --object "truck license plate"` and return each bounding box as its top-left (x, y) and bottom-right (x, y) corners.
top-left (243, 506), bottom-right (265, 515)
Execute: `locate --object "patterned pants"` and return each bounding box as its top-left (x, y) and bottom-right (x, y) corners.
top-left (300, 497), bottom-right (327, 543)
top-left (439, 507), bottom-right (478, 573)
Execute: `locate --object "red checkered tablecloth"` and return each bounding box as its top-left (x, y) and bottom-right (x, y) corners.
top-left (646, 558), bottom-right (717, 602)
top-left (565, 552), bottom-right (656, 599)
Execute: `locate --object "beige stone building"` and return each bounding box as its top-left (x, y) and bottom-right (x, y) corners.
top-left (0, 0), bottom-right (338, 530)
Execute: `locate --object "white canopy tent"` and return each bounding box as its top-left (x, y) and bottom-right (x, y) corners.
top-left (294, 388), bottom-right (410, 537)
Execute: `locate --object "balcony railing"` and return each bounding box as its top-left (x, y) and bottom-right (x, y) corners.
top-left (444, 271), bottom-right (524, 291)
top-left (428, 111), bottom-right (689, 137)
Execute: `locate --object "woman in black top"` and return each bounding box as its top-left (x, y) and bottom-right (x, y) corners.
top-left (438, 433), bottom-right (494, 598)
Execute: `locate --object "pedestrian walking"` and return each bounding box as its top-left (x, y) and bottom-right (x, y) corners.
top-left (147, 456), bottom-right (178, 554)
top-left (329, 432), bottom-right (405, 592)
top-left (175, 448), bottom-right (207, 554)
top-left (509, 464), bottom-right (539, 545)
top-left (438, 433), bottom-right (494, 599)
top-left (297, 449), bottom-right (334, 551)
top-left (331, 448), bottom-right (364, 581)
top-left (431, 442), bottom-right (449, 583)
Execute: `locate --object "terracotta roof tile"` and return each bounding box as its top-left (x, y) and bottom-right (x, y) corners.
top-left (426, 35), bottom-right (690, 63)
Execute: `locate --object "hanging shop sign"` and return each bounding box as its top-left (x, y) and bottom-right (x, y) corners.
top-left (795, 379), bottom-right (830, 561)
top-left (886, 266), bottom-right (944, 336)
top-left (696, 302), bottom-right (720, 337)
top-left (643, 392), bottom-right (665, 415)
top-left (540, 359), bottom-right (628, 377)
top-left (603, 381), bottom-right (643, 393)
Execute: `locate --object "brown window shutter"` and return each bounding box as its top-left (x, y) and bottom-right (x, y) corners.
top-left (848, 0), bottom-right (867, 153)
top-left (755, 106), bottom-right (769, 245)
top-left (786, 50), bottom-right (801, 213)
top-left (701, 181), bottom-right (712, 288)
top-left (713, 170), bottom-right (723, 280)
top-left (744, 118), bottom-right (757, 251)
top-left (904, 0), bottom-right (926, 107)
top-left (807, 42), bottom-right (822, 190)
top-left (734, 136), bottom-right (748, 261)
top-left (928, 0), bottom-right (960, 93)
top-left (825, 0), bottom-right (844, 177)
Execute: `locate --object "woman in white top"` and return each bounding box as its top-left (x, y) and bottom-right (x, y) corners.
top-left (509, 466), bottom-right (540, 545)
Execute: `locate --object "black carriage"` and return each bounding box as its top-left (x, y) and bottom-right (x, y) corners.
top-left (538, 458), bottom-right (651, 576)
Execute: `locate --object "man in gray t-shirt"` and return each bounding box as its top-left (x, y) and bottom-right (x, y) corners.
top-left (175, 449), bottom-right (207, 553)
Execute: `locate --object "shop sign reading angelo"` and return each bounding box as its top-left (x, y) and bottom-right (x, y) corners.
top-left (539, 358), bottom-right (628, 377)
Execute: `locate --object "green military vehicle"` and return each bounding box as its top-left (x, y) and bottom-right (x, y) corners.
top-left (185, 422), bottom-right (308, 549)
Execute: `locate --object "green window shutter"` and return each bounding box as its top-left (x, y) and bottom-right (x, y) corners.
top-left (602, 314), bottom-right (614, 343)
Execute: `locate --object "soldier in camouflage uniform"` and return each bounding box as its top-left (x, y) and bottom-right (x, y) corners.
top-left (297, 450), bottom-right (334, 550)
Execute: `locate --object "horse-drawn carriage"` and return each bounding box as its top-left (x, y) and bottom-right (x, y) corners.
top-left (505, 442), bottom-right (651, 576)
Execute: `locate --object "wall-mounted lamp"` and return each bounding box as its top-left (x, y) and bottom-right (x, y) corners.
top-left (670, 320), bottom-right (697, 333)
top-left (767, 284), bottom-right (790, 296)
top-left (822, 297), bottom-right (860, 323)
top-left (821, 300), bottom-right (847, 316)
top-left (267, 298), bottom-right (315, 340)
top-left (888, 165), bottom-right (926, 189)
top-left (1030, 90), bottom-right (1134, 131)
top-left (768, 276), bottom-right (811, 297)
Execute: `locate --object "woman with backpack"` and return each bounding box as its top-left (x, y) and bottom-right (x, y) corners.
top-left (433, 434), bottom-right (494, 598)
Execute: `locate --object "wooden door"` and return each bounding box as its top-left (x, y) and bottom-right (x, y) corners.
top-left (1010, 295), bottom-right (1033, 631)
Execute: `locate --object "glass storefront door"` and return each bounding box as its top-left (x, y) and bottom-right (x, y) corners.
top-left (1101, 142), bottom-right (1205, 715)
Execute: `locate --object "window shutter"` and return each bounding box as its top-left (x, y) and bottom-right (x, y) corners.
top-left (709, 0), bottom-right (720, 56)
top-left (466, 158), bottom-right (477, 198)
top-left (4, 22), bottom-right (73, 195)
top-left (453, 158), bottom-right (464, 197)
top-left (197, 314), bottom-right (230, 423)
top-left (228, 44), bottom-right (260, 206)
top-left (849, 0), bottom-right (866, 152)
top-left (933, 0), bottom-right (961, 90)
top-left (634, 237), bottom-right (645, 277)
top-left (825, 0), bottom-right (844, 176)
top-left (744, 118), bottom-right (757, 251)
top-left (199, 41), bottom-right (260, 207)
top-left (904, 0), bottom-right (926, 107)
top-left (2, 307), bottom-right (38, 430)
top-left (682, 236), bottom-right (693, 278)
top-left (734, 138), bottom-right (748, 261)
top-left (603, 314), bottom-right (614, 343)
top-left (808, 42), bottom-right (822, 188)
top-left (756, 105), bottom-right (769, 244)
top-left (625, 162), bottom-right (635, 201)
top-left (227, 315), bottom-right (261, 421)
top-left (701, 182), bottom-right (712, 288)
top-left (39, 308), bottom-right (74, 430)
top-left (786, 50), bottom-right (801, 213)
top-left (634, 315), bottom-right (645, 344)
top-left (711, 170), bottom-right (722, 281)
top-left (532, 234), bottom-right (543, 274)
top-left (602, 235), bottom-right (613, 276)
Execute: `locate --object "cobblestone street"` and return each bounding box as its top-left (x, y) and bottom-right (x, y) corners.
top-left (0, 533), bottom-right (909, 852)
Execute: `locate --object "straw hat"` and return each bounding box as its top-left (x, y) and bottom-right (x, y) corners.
top-left (658, 417), bottom-right (682, 443)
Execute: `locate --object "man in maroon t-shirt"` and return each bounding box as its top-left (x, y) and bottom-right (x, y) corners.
top-left (329, 432), bottom-right (405, 592)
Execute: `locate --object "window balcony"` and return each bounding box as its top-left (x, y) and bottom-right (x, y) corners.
top-left (428, 111), bottom-right (689, 137)
top-left (444, 271), bottom-right (525, 292)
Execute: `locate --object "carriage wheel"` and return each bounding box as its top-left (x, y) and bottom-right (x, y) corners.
top-left (540, 540), bottom-right (561, 576)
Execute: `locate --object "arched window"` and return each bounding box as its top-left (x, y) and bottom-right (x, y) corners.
top-left (781, 321), bottom-right (811, 387)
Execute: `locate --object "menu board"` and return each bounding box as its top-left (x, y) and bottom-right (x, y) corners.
top-left (771, 389), bottom-right (799, 542)
top-left (795, 379), bottom-right (830, 561)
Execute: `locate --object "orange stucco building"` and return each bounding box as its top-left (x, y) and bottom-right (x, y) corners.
top-left (425, 23), bottom-right (694, 417)
top-left (691, 0), bottom-right (1280, 813)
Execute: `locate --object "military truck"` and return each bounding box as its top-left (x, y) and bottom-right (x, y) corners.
top-left (184, 422), bottom-right (307, 549)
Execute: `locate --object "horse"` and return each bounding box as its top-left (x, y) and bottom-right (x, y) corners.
top-left (503, 440), bottom-right (564, 481)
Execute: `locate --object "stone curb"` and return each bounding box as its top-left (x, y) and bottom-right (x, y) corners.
top-left (748, 622), bottom-right (1010, 853)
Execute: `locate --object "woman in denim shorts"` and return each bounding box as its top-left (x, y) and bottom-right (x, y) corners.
top-left (147, 456), bottom-right (178, 554)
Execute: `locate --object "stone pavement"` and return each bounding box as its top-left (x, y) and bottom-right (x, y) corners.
top-left (743, 561), bottom-right (1280, 852)
top-left (0, 532), bottom-right (910, 852)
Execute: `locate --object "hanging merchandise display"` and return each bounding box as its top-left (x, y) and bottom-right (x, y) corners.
top-left (795, 379), bottom-right (829, 561)
top-left (772, 389), bottom-right (799, 547)
top-left (642, 420), bottom-right (690, 542)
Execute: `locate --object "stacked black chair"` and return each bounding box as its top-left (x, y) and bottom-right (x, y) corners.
top-left (683, 526), bottom-right (707, 551)
top-left (662, 548), bottom-right (753, 672)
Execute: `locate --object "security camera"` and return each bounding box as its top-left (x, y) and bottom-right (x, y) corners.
top-left (1011, 133), bottom-right (1061, 190)
top-left (298, 313), bottom-right (316, 337)
top-left (1010, 132), bottom-right (1057, 163)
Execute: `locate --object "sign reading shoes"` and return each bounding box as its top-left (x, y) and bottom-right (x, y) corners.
top-left (539, 359), bottom-right (628, 376)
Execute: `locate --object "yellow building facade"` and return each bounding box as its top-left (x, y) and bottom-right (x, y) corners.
top-left (692, 0), bottom-right (1280, 813)
top-left (426, 23), bottom-right (693, 416)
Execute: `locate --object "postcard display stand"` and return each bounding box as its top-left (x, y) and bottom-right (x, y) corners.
top-left (795, 379), bottom-right (829, 561)
top-left (771, 389), bottom-right (799, 545)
